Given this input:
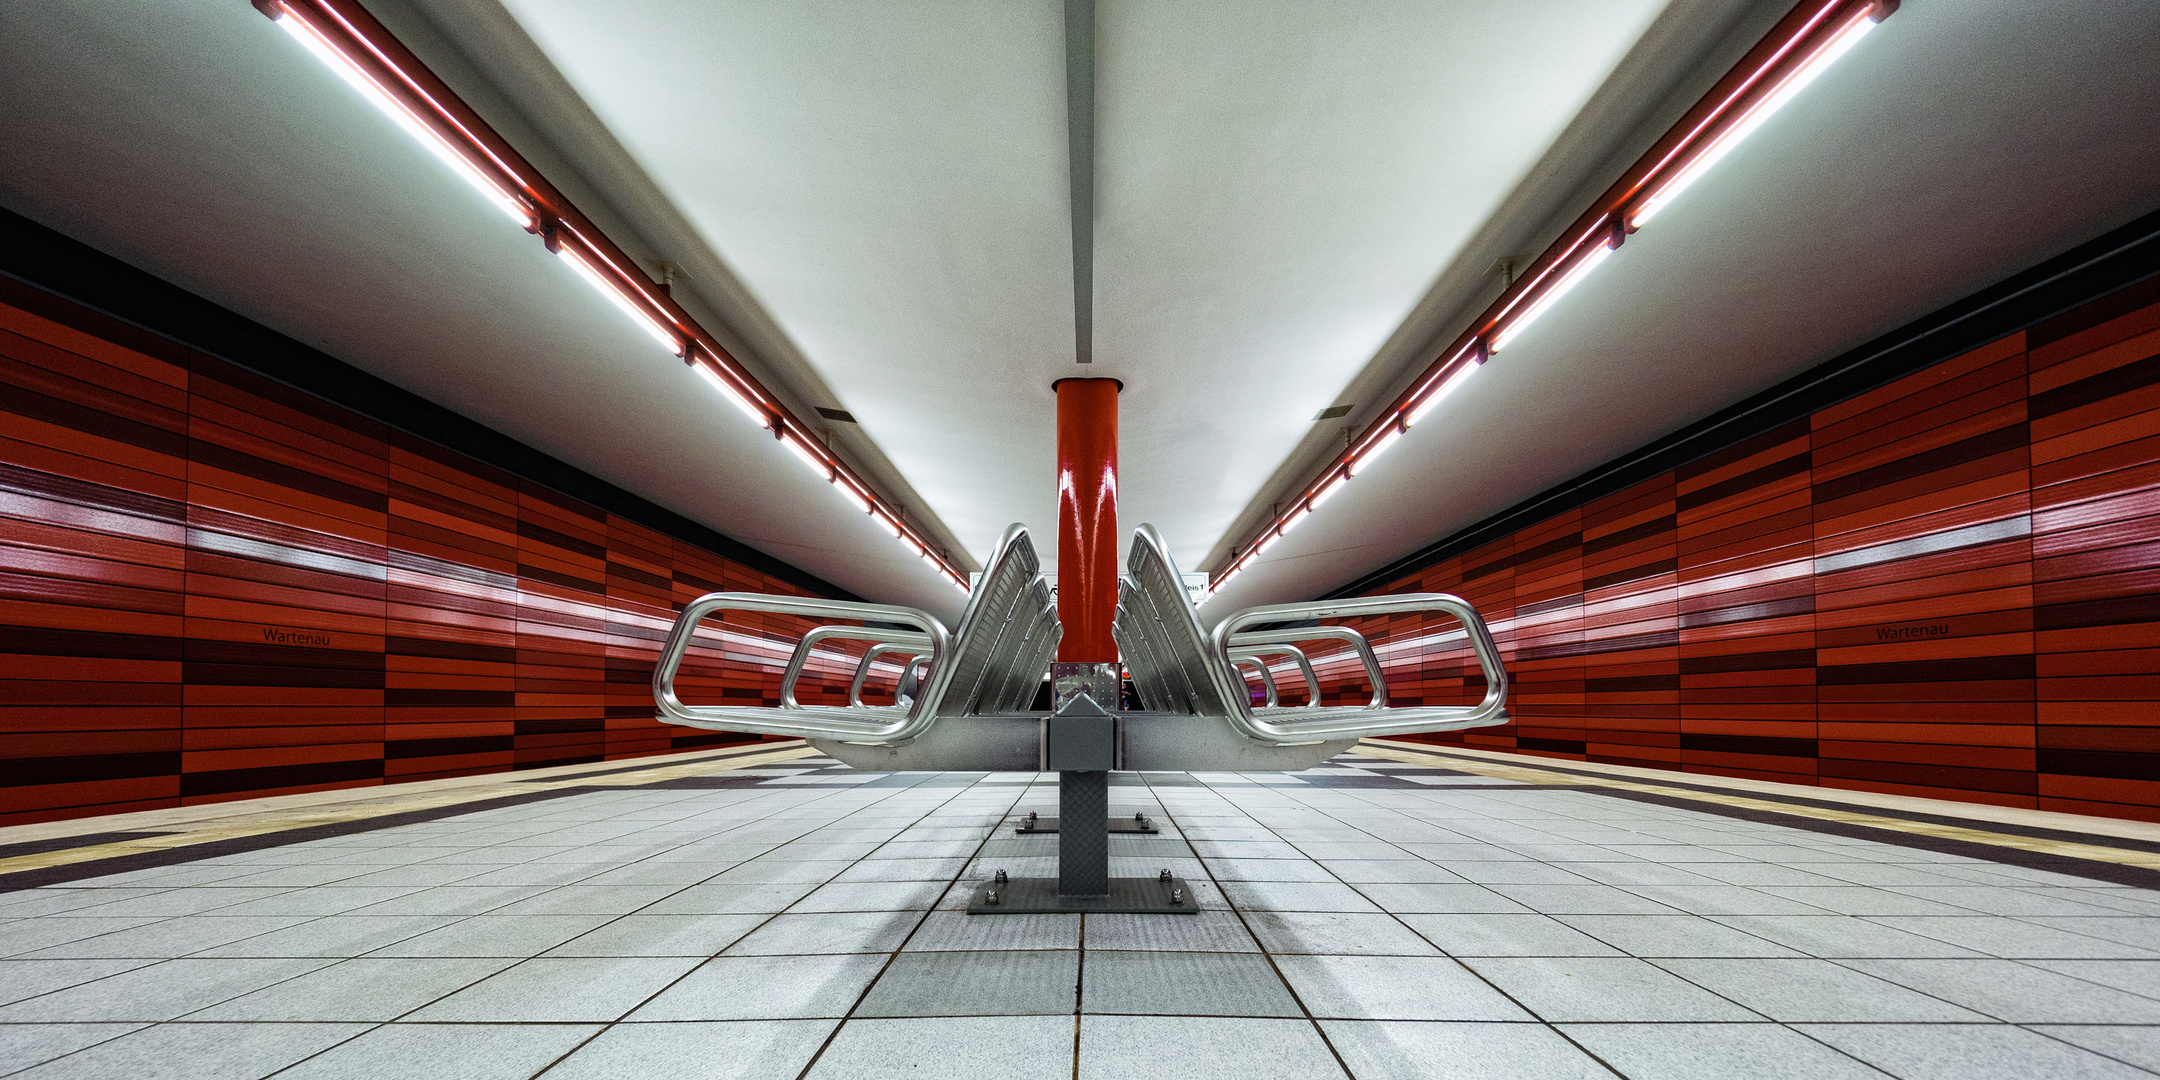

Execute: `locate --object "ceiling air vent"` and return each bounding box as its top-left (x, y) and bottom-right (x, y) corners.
top-left (1312, 404), bottom-right (1353, 421)
top-left (815, 408), bottom-right (857, 423)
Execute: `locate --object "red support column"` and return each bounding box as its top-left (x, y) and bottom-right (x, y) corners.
top-left (1054, 379), bottom-right (1120, 663)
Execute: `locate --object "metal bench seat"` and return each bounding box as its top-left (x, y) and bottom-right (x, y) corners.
top-left (1116, 523), bottom-right (1511, 744)
top-left (653, 522), bottom-right (1510, 772)
top-left (651, 523), bottom-right (1055, 746)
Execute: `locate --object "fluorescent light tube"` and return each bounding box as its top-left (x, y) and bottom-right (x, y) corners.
top-left (1311, 474), bottom-right (1347, 508)
top-left (783, 434), bottom-right (830, 478)
top-left (1490, 242), bottom-right (1613, 353)
top-left (1405, 361), bottom-right (1480, 426)
top-left (1633, 12), bottom-right (1877, 227)
top-left (693, 363), bottom-right (770, 428)
top-left (557, 244), bottom-right (682, 355)
top-left (832, 478), bottom-right (869, 513)
top-left (273, 10), bottom-right (528, 224)
top-left (1348, 426), bottom-right (1402, 475)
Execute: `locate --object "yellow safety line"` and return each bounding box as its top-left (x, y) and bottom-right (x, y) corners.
top-left (20, 739), bottom-right (2149, 884)
top-left (1357, 740), bottom-right (2160, 872)
top-left (0, 744), bottom-right (818, 879)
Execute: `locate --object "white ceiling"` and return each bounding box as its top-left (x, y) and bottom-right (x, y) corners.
top-left (0, 0), bottom-right (974, 619)
top-left (488, 0), bottom-right (1690, 576)
top-left (1203, 0), bottom-right (2160, 615)
top-left (489, 0), bottom-right (1076, 573)
top-left (3, 0), bottom-right (2157, 619)
top-left (1092, 0), bottom-right (1678, 564)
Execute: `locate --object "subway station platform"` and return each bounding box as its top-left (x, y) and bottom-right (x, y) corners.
top-left (3, 743), bottom-right (2159, 1079)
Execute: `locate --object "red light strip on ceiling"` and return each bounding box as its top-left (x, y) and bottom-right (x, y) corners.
top-left (1205, 0), bottom-right (1896, 600)
top-left (252, 0), bottom-right (970, 590)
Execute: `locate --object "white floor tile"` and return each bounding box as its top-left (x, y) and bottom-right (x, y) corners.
top-left (1561, 1022), bottom-right (1891, 1080)
top-left (809, 1015), bottom-right (1071, 1079)
top-left (1078, 1015), bottom-right (1344, 1080)
top-left (275, 1022), bottom-right (597, 1080)
top-left (547, 1019), bottom-right (831, 1080)
top-left (8, 1021), bottom-right (365, 1080)
top-left (630, 954), bottom-right (887, 1021)
top-left (1320, 1020), bottom-right (1609, 1080)
top-left (1275, 954), bottom-right (1528, 1021)
top-left (1798, 1023), bottom-right (2155, 1080)
top-left (402, 956), bottom-right (699, 1022)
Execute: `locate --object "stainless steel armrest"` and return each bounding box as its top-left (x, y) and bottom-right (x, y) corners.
top-left (778, 626), bottom-right (932, 707)
top-left (653, 593), bottom-right (951, 744)
top-left (1226, 642), bottom-right (1321, 709)
top-left (1230, 656), bottom-right (1278, 707)
top-left (1209, 593), bottom-right (1509, 743)
top-left (1229, 628), bottom-right (1383, 708)
top-left (847, 639), bottom-right (932, 708)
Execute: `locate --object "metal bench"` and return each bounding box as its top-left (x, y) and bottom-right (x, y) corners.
top-left (1116, 522), bottom-right (1511, 749)
top-left (657, 520), bottom-right (1510, 767)
top-left (651, 520), bottom-right (1513, 915)
top-left (651, 523), bottom-right (1054, 747)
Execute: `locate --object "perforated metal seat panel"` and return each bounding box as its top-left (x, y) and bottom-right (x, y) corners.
top-left (932, 525), bottom-right (1040, 717)
top-left (1118, 524), bottom-right (1515, 745)
top-left (1116, 525), bottom-right (1234, 717)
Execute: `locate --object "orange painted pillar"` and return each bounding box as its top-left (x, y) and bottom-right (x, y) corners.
top-left (1054, 379), bottom-right (1119, 663)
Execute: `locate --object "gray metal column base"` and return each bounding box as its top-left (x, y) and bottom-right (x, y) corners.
top-left (1057, 770), bottom-right (1110, 895)
top-left (970, 692), bottom-right (1196, 915)
top-left (967, 873), bottom-right (1197, 914)
top-left (1013, 812), bottom-right (1157, 835)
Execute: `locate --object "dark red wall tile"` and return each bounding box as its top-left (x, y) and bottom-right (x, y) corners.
top-left (0, 296), bottom-right (803, 824)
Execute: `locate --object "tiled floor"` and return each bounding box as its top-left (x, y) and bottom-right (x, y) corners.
top-left (3, 748), bottom-right (2160, 1078)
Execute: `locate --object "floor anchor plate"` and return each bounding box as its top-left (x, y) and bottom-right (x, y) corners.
top-left (1012, 814), bottom-right (1158, 835)
top-left (967, 875), bottom-right (1197, 914)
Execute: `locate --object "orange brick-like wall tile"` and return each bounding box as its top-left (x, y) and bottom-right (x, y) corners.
top-left (0, 288), bottom-right (850, 825)
top-left (1325, 280), bottom-right (2160, 821)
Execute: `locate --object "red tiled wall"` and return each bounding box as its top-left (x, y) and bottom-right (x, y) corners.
top-left (1332, 281), bottom-right (2160, 821)
top-left (0, 287), bottom-right (858, 826)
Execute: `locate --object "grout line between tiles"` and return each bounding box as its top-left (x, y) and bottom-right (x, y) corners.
top-left (262, 774), bottom-right (909, 1078)
top-left (1201, 773), bottom-right (1639, 1078)
top-left (19, 762), bottom-right (922, 1079)
top-left (1073, 876), bottom-right (1086, 1080)
top-left (1141, 772), bottom-right (1359, 1080)
top-left (12, 754), bottom-right (2160, 1078)
top-left (781, 778), bottom-right (1033, 1080)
